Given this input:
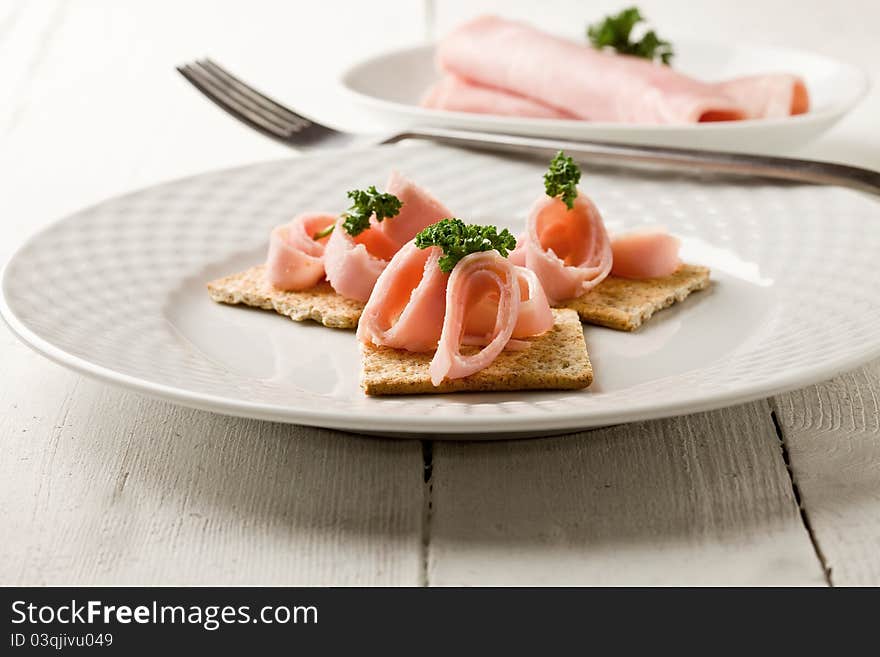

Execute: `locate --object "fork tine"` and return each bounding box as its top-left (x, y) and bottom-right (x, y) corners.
top-left (183, 62), bottom-right (296, 133)
top-left (177, 63), bottom-right (295, 143)
top-left (199, 59), bottom-right (312, 129)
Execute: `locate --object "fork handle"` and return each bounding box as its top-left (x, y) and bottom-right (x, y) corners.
top-left (386, 127), bottom-right (880, 196)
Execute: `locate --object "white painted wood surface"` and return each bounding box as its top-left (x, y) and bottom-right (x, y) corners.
top-left (1, 0), bottom-right (879, 586)
top-left (430, 402), bottom-right (825, 585)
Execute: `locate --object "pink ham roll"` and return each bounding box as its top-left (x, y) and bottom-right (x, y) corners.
top-left (325, 172), bottom-right (454, 302)
top-left (718, 74), bottom-right (809, 120)
top-left (610, 229), bottom-right (681, 279)
top-left (357, 242), bottom-right (450, 352)
top-left (437, 15), bottom-right (746, 124)
top-left (421, 74), bottom-right (574, 119)
top-left (513, 190), bottom-right (612, 303)
top-left (358, 242), bottom-right (553, 356)
top-left (265, 212), bottom-right (336, 290)
top-left (429, 251), bottom-right (521, 385)
top-left (323, 214), bottom-right (398, 303)
top-left (381, 171), bottom-right (454, 247)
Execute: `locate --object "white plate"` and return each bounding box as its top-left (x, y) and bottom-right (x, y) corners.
top-left (3, 144), bottom-right (880, 437)
top-left (340, 40), bottom-right (868, 152)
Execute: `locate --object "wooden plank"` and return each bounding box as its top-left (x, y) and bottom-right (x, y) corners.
top-left (772, 360), bottom-right (880, 586)
top-left (428, 402), bottom-right (826, 585)
top-left (0, 333), bottom-right (424, 585)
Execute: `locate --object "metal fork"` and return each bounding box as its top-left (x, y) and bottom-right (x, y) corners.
top-left (177, 59), bottom-right (880, 195)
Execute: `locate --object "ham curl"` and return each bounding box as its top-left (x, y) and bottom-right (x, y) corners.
top-left (516, 191), bottom-right (612, 303)
top-left (381, 170), bottom-right (454, 247)
top-left (323, 214), bottom-right (398, 303)
top-left (357, 242), bottom-right (449, 352)
top-left (429, 251), bottom-right (520, 385)
top-left (610, 229), bottom-right (681, 279)
top-left (421, 74), bottom-right (574, 119)
top-left (358, 246), bottom-right (554, 384)
top-left (462, 266), bottom-right (554, 341)
top-left (265, 212), bottom-right (336, 290)
top-left (324, 172), bottom-right (453, 302)
top-left (437, 16), bottom-right (746, 124)
top-left (718, 74), bottom-right (809, 120)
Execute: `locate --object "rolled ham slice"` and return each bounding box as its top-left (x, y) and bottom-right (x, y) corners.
top-left (358, 241), bottom-right (553, 354)
top-left (437, 15), bottom-right (747, 124)
top-left (324, 173), bottom-right (454, 302)
top-left (429, 251), bottom-right (520, 385)
top-left (265, 212), bottom-right (336, 290)
top-left (421, 74), bottom-right (575, 119)
top-left (516, 190), bottom-right (612, 303)
top-left (463, 266), bottom-right (554, 341)
top-left (610, 228), bottom-right (681, 279)
top-left (381, 171), bottom-right (454, 247)
top-left (357, 242), bottom-right (449, 352)
top-left (323, 215), bottom-right (399, 302)
top-left (718, 74), bottom-right (809, 120)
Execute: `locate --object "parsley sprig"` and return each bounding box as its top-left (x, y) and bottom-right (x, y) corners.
top-left (414, 218), bottom-right (517, 273)
top-left (544, 151), bottom-right (581, 210)
top-left (587, 6), bottom-right (673, 65)
top-left (340, 186), bottom-right (403, 237)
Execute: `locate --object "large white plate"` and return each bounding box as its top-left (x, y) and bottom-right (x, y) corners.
top-left (3, 144), bottom-right (880, 437)
top-left (340, 40), bottom-right (868, 152)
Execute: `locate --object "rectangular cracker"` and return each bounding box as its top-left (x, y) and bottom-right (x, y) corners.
top-left (360, 308), bottom-right (592, 396)
top-left (207, 264), bottom-right (363, 329)
top-left (557, 264), bottom-right (711, 332)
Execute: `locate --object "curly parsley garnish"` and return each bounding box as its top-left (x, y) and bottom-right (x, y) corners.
top-left (544, 151), bottom-right (581, 210)
top-left (414, 218), bottom-right (517, 273)
top-left (340, 186), bottom-right (403, 237)
top-left (587, 6), bottom-right (673, 65)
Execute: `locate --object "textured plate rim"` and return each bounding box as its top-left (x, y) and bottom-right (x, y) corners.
top-left (339, 39), bottom-right (870, 133)
top-left (3, 156), bottom-right (880, 436)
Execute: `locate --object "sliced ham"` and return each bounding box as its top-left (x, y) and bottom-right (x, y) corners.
top-left (610, 228), bottom-right (681, 279)
top-left (381, 170), bottom-right (454, 247)
top-left (463, 266), bottom-right (554, 340)
top-left (323, 215), bottom-right (398, 302)
top-left (265, 212), bottom-right (336, 290)
top-left (517, 190), bottom-right (612, 303)
top-left (437, 15), bottom-right (747, 124)
top-left (421, 74), bottom-right (575, 119)
top-left (358, 245), bottom-right (554, 384)
top-left (429, 251), bottom-right (520, 385)
top-left (718, 74), bottom-right (810, 120)
top-left (357, 242), bottom-right (449, 352)
top-left (323, 173), bottom-right (454, 302)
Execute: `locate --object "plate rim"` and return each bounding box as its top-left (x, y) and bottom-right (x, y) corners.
top-left (3, 151), bottom-right (880, 436)
top-left (338, 39), bottom-right (870, 133)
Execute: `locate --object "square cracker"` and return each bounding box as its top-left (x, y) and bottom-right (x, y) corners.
top-left (360, 308), bottom-right (592, 396)
top-left (557, 264), bottom-right (711, 332)
top-left (207, 265), bottom-right (363, 329)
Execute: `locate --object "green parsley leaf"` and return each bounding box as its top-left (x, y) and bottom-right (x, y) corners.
top-left (543, 151), bottom-right (581, 210)
top-left (587, 6), bottom-right (674, 65)
top-left (341, 186), bottom-right (403, 237)
top-left (312, 224), bottom-right (335, 240)
top-left (414, 218), bottom-right (517, 273)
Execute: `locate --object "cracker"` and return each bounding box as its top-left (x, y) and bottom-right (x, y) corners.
top-left (207, 265), bottom-right (363, 329)
top-left (360, 308), bottom-right (592, 396)
top-left (557, 264), bottom-right (711, 332)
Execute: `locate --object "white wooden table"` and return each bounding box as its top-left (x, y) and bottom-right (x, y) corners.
top-left (2, 0), bottom-right (879, 586)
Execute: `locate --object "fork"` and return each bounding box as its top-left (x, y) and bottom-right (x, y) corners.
top-left (177, 59), bottom-right (880, 195)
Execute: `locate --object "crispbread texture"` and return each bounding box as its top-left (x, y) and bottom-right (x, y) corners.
top-left (360, 308), bottom-right (592, 396)
top-left (207, 265), bottom-right (363, 329)
top-left (558, 264), bottom-right (711, 332)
